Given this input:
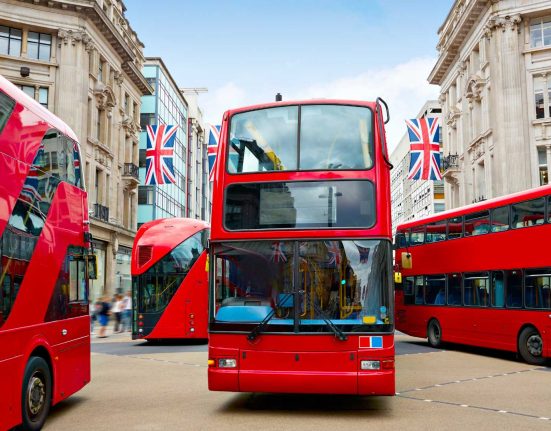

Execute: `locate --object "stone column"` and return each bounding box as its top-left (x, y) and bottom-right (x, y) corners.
top-left (492, 14), bottom-right (529, 193)
top-left (55, 29), bottom-right (88, 135)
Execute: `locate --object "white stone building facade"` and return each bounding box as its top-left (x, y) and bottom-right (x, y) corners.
top-left (390, 100), bottom-right (444, 233)
top-left (0, 0), bottom-right (151, 300)
top-left (430, 0), bottom-right (551, 210)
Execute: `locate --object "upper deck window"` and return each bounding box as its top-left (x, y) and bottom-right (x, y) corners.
top-left (224, 180), bottom-right (375, 230)
top-left (227, 104), bottom-right (373, 173)
top-left (0, 91), bottom-right (15, 136)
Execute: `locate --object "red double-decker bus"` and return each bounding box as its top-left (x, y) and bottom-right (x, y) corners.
top-left (394, 185), bottom-right (551, 365)
top-left (0, 75), bottom-right (93, 430)
top-left (132, 218), bottom-right (209, 341)
top-left (208, 98), bottom-right (395, 395)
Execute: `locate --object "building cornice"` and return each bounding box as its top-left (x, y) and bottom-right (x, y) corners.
top-left (429, 0), bottom-right (490, 85)
top-left (15, 0), bottom-right (152, 95)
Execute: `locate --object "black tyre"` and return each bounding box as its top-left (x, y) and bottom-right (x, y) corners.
top-left (20, 356), bottom-right (52, 431)
top-left (427, 319), bottom-right (442, 348)
top-left (518, 327), bottom-right (547, 365)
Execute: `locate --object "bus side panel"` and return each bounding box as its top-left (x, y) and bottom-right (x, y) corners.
top-left (146, 252), bottom-right (208, 340)
top-left (48, 317), bottom-right (91, 404)
top-left (0, 340), bottom-right (23, 431)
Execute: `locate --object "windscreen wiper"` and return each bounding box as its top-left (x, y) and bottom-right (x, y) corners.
top-left (301, 289), bottom-right (348, 341)
top-left (247, 292), bottom-right (293, 341)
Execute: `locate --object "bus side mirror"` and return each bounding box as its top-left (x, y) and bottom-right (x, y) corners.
top-left (401, 252), bottom-right (412, 269)
top-left (87, 254), bottom-right (98, 280)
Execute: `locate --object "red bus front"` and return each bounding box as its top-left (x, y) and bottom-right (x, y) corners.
top-left (208, 99), bottom-right (395, 395)
top-left (131, 218), bottom-right (209, 340)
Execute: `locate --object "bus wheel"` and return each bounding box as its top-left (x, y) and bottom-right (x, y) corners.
top-left (427, 319), bottom-right (442, 348)
top-left (518, 327), bottom-right (546, 365)
top-left (20, 356), bottom-right (52, 431)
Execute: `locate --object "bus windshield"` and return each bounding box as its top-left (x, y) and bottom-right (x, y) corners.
top-left (228, 104), bottom-right (373, 173)
top-left (136, 230), bottom-right (205, 313)
top-left (212, 239), bottom-right (392, 333)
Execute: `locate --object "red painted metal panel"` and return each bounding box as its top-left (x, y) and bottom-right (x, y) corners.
top-left (132, 218), bottom-right (209, 340)
top-left (0, 76), bottom-right (90, 430)
top-left (208, 334), bottom-right (395, 395)
top-left (146, 252), bottom-right (208, 339)
top-left (208, 99), bottom-right (394, 395)
top-left (395, 191), bottom-right (551, 359)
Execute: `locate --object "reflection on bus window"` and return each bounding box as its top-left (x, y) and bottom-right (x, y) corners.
top-left (300, 105), bottom-right (373, 170)
top-left (228, 106), bottom-right (298, 173)
top-left (512, 198), bottom-right (545, 228)
top-left (45, 246), bottom-right (89, 321)
top-left (491, 206), bottom-right (509, 232)
top-left (0, 90), bottom-right (15, 135)
top-left (225, 180), bottom-right (375, 230)
top-left (213, 240), bottom-right (392, 329)
top-left (137, 231), bottom-right (205, 313)
top-left (447, 216), bottom-right (463, 239)
top-left (410, 226), bottom-right (425, 245)
top-left (465, 211), bottom-right (490, 236)
top-left (525, 269), bottom-right (551, 309)
top-left (426, 221), bottom-right (446, 243)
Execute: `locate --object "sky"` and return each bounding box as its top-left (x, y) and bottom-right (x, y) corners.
top-left (126, 0), bottom-right (453, 151)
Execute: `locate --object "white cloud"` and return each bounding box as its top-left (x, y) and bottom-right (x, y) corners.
top-left (292, 57), bottom-right (440, 152)
top-left (202, 58), bottom-right (440, 152)
top-left (203, 82), bottom-right (247, 125)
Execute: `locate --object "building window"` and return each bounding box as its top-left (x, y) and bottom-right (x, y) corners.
top-left (139, 149), bottom-right (146, 168)
top-left (533, 75), bottom-right (551, 119)
top-left (17, 85), bottom-right (48, 108)
top-left (538, 147), bottom-right (548, 185)
top-left (18, 85), bottom-right (35, 99)
top-left (98, 59), bottom-right (104, 82)
top-left (531, 17), bottom-right (551, 48)
top-left (0, 26), bottom-right (22, 57)
top-left (38, 87), bottom-right (48, 107)
top-left (138, 186), bottom-right (154, 205)
top-left (140, 113), bottom-right (156, 130)
top-left (27, 32), bottom-right (51, 61)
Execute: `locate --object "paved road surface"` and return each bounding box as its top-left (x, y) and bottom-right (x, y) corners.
top-left (43, 332), bottom-right (551, 431)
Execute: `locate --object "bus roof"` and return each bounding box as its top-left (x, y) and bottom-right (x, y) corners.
top-left (132, 218), bottom-right (209, 274)
top-left (0, 74), bottom-right (78, 142)
top-left (223, 99), bottom-right (377, 118)
top-left (397, 183), bottom-right (551, 231)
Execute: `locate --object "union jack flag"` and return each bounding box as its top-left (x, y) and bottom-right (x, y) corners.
top-left (270, 241), bottom-right (287, 263)
top-left (145, 124), bottom-right (178, 185)
top-left (357, 245), bottom-right (370, 264)
top-left (406, 117), bottom-right (442, 181)
top-left (73, 141), bottom-right (81, 187)
top-left (324, 241), bottom-right (342, 267)
top-left (208, 124), bottom-right (220, 181)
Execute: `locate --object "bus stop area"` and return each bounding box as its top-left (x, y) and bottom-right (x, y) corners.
top-left (43, 333), bottom-right (551, 431)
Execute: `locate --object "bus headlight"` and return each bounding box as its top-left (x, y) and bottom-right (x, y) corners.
top-left (360, 360), bottom-right (380, 370)
top-left (218, 358), bottom-right (237, 368)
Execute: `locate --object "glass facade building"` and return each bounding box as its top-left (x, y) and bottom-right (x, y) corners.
top-left (138, 59), bottom-right (188, 226)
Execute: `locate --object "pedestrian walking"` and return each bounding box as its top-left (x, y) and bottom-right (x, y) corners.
top-left (112, 294), bottom-right (123, 333)
top-left (97, 296), bottom-right (111, 338)
top-left (122, 290), bottom-right (132, 332)
top-left (90, 299), bottom-right (100, 334)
